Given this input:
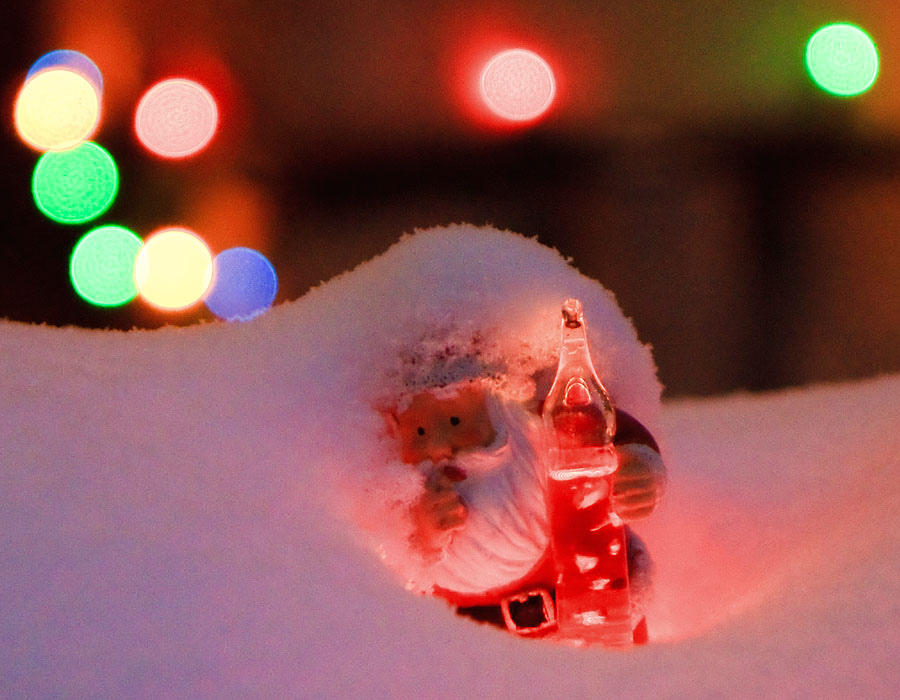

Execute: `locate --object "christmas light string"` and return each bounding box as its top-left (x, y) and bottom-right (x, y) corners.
top-left (12, 21), bottom-right (880, 318)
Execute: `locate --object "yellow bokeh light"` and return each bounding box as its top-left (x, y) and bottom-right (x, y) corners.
top-left (134, 228), bottom-right (214, 311)
top-left (14, 69), bottom-right (101, 151)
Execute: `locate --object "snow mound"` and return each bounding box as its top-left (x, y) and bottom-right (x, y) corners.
top-left (1, 225), bottom-right (898, 699)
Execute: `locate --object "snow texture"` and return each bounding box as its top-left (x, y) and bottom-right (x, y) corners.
top-left (1, 225), bottom-right (898, 699)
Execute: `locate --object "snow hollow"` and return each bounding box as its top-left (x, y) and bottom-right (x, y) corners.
top-left (1, 225), bottom-right (898, 699)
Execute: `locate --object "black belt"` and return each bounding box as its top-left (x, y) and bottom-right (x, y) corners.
top-left (457, 588), bottom-right (648, 645)
top-left (457, 588), bottom-right (557, 636)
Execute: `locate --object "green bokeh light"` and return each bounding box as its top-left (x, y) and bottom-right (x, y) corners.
top-left (32, 141), bottom-right (119, 224)
top-left (805, 23), bottom-right (879, 97)
top-left (70, 225), bottom-right (143, 307)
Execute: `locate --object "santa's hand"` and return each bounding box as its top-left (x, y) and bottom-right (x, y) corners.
top-left (612, 444), bottom-right (667, 521)
top-left (409, 468), bottom-right (468, 561)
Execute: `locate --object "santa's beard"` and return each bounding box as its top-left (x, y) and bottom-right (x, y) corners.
top-left (426, 396), bottom-right (550, 595)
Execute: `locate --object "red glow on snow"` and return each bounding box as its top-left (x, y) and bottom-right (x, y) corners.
top-left (135, 78), bottom-right (218, 158)
top-left (479, 49), bottom-right (556, 122)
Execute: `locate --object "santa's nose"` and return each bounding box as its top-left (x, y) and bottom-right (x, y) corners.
top-left (424, 443), bottom-right (455, 463)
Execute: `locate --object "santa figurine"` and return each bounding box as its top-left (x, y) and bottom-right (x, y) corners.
top-left (383, 300), bottom-right (666, 646)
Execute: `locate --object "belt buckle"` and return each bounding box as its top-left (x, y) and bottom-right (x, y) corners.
top-left (500, 588), bottom-right (556, 635)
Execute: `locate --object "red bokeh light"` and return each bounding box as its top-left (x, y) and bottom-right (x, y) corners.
top-left (446, 23), bottom-right (565, 132)
top-left (150, 45), bottom-right (245, 144)
top-left (479, 48), bottom-right (556, 123)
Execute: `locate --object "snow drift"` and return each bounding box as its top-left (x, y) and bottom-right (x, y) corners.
top-left (1, 225), bottom-right (898, 699)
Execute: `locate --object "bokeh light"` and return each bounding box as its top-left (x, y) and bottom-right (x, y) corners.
top-left (70, 225), bottom-right (142, 307)
top-left (204, 247), bottom-right (278, 322)
top-left (805, 23), bottom-right (879, 97)
top-left (134, 228), bottom-right (214, 310)
top-left (480, 48), bottom-right (556, 122)
top-left (14, 68), bottom-right (102, 151)
top-left (26, 50), bottom-right (103, 95)
top-left (134, 78), bottom-right (218, 158)
top-left (32, 141), bottom-right (119, 224)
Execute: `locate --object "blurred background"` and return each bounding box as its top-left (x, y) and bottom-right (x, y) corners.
top-left (2, 0), bottom-right (899, 397)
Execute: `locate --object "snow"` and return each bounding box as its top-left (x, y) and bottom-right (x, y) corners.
top-left (1, 225), bottom-right (898, 699)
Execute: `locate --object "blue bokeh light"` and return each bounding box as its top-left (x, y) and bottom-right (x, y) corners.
top-left (205, 247), bottom-right (278, 322)
top-left (26, 50), bottom-right (103, 94)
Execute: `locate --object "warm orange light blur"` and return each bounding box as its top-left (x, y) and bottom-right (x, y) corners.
top-left (134, 228), bottom-right (214, 310)
top-left (188, 177), bottom-right (274, 254)
top-left (54, 11), bottom-right (144, 129)
top-left (14, 69), bottom-right (101, 151)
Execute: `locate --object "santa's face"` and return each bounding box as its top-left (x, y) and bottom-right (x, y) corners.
top-left (394, 389), bottom-right (550, 595)
top-left (392, 386), bottom-right (498, 466)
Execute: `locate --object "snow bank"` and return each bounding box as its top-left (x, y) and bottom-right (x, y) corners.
top-left (1, 225), bottom-right (897, 699)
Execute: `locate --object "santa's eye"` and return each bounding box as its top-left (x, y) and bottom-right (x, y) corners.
top-left (449, 416), bottom-right (460, 426)
top-left (417, 427), bottom-right (426, 436)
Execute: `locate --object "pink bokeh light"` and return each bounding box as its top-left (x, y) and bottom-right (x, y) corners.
top-left (134, 78), bottom-right (218, 158)
top-left (479, 48), bottom-right (556, 123)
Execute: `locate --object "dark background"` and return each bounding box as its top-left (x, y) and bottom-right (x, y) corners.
top-left (2, 1), bottom-right (899, 397)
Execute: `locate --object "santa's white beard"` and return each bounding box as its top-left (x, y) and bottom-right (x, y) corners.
top-left (427, 397), bottom-right (550, 595)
